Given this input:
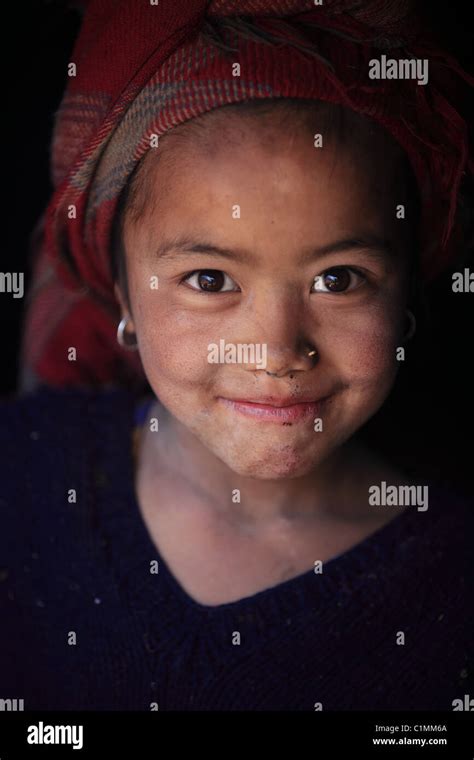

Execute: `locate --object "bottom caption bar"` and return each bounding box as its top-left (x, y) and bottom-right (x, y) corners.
top-left (0, 711), bottom-right (472, 757)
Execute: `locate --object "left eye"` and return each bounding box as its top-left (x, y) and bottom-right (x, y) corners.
top-left (182, 269), bottom-right (239, 293)
top-left (311, 267), bottom-right (364, 294)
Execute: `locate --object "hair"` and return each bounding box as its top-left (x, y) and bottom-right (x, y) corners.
top-left (110, 96), bottom-right (422, 312)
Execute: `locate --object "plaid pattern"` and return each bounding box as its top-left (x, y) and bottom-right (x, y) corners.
top-left (21, 0), bottom-right (472, 388)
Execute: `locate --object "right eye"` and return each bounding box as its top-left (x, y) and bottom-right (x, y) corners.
top-left (181, 269), bottom-right (239, 293)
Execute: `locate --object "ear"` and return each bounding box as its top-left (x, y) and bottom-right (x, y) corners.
top-left (114, 283), bottom-right (135, 330)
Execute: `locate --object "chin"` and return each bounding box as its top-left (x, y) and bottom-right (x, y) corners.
top-left (218, 447), bottom-right (327, 480)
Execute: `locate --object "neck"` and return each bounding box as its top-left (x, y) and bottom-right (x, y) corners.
top-left (137, 400), bottom-right (391, 531)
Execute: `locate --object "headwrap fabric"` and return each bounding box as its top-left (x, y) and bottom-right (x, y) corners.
top-left (20, 0), bottom-right (472, 390)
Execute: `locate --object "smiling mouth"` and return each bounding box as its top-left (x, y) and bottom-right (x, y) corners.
top-left (218, 396), bottom-right (330, 423)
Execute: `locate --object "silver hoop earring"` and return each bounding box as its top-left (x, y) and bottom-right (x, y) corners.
top-left (403, 309), bottom-right (416, 341)
top-left (117, 316), bottom-right (138, 351)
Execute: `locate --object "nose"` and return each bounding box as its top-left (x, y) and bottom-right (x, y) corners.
top-left (243, 289), bottom-right (318, 377)
top-left (262, 344), bottom-right (318, 378)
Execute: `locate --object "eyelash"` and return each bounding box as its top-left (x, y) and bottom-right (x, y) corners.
top-left (179, 267), bottom-right (368, 295)
top-left (180, 270), bottom-right (237, 294)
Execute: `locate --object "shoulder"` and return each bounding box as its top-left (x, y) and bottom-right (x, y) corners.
top-left (425, 483), bottom-right (474, 552)
top-left (349, 480), bottom-right (474, 607)
top-left (395, 484), bottom-right (474, 626)
top-left (0, 386), bottom-right (140, 700)
top-left (0, 384), bottom-right (135, 431)
top-left (0, 384), bottom-right (137, 547)
top-left (0, 385), bottom-right (133, 480)
top-left (0, 385), bottom-right (138, 460)
top-left (396, 483), bottom-right (474, 575)
top-left (405, 486), bottom-right (474, 689)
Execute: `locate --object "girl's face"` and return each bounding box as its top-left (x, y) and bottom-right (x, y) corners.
top-left (119, 111), bottom-right (412, 479)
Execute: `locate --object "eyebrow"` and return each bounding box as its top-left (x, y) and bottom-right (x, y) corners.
top-left (155, 234), bottom-right (393, 264)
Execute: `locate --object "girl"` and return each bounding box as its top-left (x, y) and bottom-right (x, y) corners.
top-left (1, 0), bottom-right (472, 710)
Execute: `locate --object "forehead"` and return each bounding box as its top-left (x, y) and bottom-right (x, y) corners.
top-left (135, 107), bottom-right (405, 227)
top-left (160, 103), bottom-right (399, 166)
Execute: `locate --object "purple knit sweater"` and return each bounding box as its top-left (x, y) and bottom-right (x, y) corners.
top-left (0, 387), bottom-right (473, 710)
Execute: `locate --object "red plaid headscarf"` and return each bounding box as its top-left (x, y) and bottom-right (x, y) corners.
top-left (20, 0), bottom-right (472, 390)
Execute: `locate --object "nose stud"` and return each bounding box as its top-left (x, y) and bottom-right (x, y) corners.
top-left (265, 346), bottom-right (318, 376)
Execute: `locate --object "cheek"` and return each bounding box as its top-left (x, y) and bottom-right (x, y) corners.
top-left (322, 301), bottom-right (402, 399)
top-left (130, 289), bottom-right (215, 393)
top-left (340, 321), bottom-right (398, 373)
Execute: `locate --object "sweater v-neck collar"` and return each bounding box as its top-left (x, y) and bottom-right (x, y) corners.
top-left (92, 388), bottom-right (439, 625)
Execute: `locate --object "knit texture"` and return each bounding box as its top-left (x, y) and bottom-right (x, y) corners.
top-left (0, 387), bottom-right (473, 710)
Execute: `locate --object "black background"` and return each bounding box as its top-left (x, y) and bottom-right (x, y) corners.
top-left (3, 0), bottom-right (473, 493)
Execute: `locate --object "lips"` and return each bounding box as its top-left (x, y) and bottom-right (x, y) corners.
top-left (226, 396), bottom-right (319, 407)
top-left (218, 396), bottom-right (328, 423)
